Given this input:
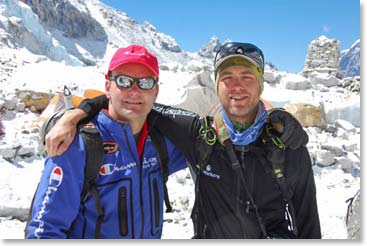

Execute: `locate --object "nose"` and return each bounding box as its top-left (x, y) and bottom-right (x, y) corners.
top-left (228, 77), bottom-right (245, 90)
top-left (126, 82), bottom-right (141, 95)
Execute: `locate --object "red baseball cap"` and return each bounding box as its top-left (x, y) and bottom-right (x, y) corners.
top-left (106, 45), bottom-right (159, 79)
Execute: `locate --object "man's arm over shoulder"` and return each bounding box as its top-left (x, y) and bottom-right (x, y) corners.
top-left (78, 95), bottom-right (109, 124)
top-left (45, 95), bottom-right (108, 156)
top-left (150, 103), bottom-right (202, 165)
top-left (26, 136), bottom-right (86, 238)
top-left (164, 136), bottom-right (188, 175)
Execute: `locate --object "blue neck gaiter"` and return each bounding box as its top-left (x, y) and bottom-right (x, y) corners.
top-left (221, 101), bottom-right (268, 146)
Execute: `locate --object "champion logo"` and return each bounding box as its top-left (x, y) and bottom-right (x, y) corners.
top-left (99, 162), bottom-right (137, 176)
top-left (49, 166), bottom-right (63, 187)
top-left (100, 163), bottom-right (114, 175)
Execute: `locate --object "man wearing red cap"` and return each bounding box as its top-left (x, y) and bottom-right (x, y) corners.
top-left (26, 45), bottom-right (188, 238)
top-left (42, 43), bottom-right (320, 239)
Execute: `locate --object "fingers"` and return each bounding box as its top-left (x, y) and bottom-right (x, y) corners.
top-left (279, 123), bottom-right (295, 143)
top-left (45, 129), bottom-right (76, 156)
top-left (45, 133), bottom-right (61, 157)
top-left (271, 122), bottom-right (284, 133)
top-left (44, 116), bottom-right (78, 156)
top-left (268, 109), bottom-right (309, 149)
top-left (56, 140), bottom-right (72, 156)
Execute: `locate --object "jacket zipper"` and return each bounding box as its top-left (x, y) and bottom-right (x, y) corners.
top-left (152, 179), bottom-right (160, 228)
top-left (238, 146), bottom-right (255, 212)
top-left (123, 130), bottom-right (145, 239)
top-left (118, 187), bottom-right (128, 236)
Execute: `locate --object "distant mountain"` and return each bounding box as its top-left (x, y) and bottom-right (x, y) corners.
top-left (0, 0), bottom-right (359, 78)
top-left (198, 36), bottom-right (221, 59)
top-left (0, 0), bottom-right (215, 67)
top-left (339, 39), bottom-right (360, 77)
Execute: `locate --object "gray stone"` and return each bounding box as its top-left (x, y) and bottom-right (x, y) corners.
top-left (324, 124), bottom-right (337, 133)
top-left (285, 80), bottom-right (312, 90)
top-left (315, 149), bottom-right (335, 166)
top-left (335, 156), bottom-right (353, 171)
top-left (334, 128), bottom-right (349, 139)
top-left (17, 146), bottom-right (35, 157)
top-left (0, 147), bottom-right (17, 160)
top-left (4, 97), bottom-right (18, 110)
top-left (313, 74), bottom-right (340, 87)
top-left (177, 71), bottom-right (218, 117)
top-left (282, 74), bottom-right (312, 90)
top-left (159, 65), bottom-right (170, 71)
top-left (343, 143), bottom-right (358, 152)
top-left (335, 119), bottom-right (356, 133)
top-left (16, 102), bottom-right (26, 112)
top-left (321, 143), bottom-right (344, 157)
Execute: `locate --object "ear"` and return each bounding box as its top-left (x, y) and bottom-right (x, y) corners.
top-left (105, 80), bottom-right (112, 99)
top-left (153, 84), bottom-right (159, 101)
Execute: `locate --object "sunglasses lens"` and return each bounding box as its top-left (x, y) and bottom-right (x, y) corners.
top-left (115, 75), bottom-right (133, 88)
top-left (138, 78), bottom-right (156, 89)
top-left (112, 75), bottom-right (156, 90)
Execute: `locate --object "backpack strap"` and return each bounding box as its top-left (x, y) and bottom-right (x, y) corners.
top-left (78, 123), bottom-right (105, 238)
top-left (79, 124), bottom-right (104, 201)
top-left (258, 123), bottom-right (299, 237)
top-left (192, 116), bottom-right (216, 195)
top-left (191, 116), bottom-right (216, 238)
top-left (149, 127), bottom-right (172, 212)
top-left (194, 116), bottom-right (216, 176)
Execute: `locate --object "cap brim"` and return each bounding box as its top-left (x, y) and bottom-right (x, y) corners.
top-left (214, 54), bottom-right (260, 71)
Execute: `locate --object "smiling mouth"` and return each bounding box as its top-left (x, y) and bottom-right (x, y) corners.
top-left (124, 100), bottom-right (143, 105)
top-left (230, 95), bottom-right (247, 101)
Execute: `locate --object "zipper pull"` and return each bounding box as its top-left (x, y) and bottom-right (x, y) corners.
top-left (246, 201), bottom-right (251, 213)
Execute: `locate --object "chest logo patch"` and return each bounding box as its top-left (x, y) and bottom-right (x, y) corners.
top-left (202, 164), bottom-right (220, 180)
top-left (103, 142), bottom-right (118, 154)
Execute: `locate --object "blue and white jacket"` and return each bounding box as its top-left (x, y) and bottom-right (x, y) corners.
top-left (26, 110), bottom-right (187, 239)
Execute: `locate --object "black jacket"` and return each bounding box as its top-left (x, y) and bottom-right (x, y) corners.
top-left (79, 96), bottom-right (321, 239)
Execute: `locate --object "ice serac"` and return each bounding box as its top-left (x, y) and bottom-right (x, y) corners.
top-left (19, 0), bottom-right (107, 41)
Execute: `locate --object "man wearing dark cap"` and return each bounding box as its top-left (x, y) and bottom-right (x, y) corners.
top-left (43, 43), bottom-right (320, 239)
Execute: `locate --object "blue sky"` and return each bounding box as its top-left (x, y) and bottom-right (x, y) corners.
top-left (101, 0), bottom-right (360, 73)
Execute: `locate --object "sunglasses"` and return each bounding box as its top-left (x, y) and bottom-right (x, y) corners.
top-left (214, 42), bottom-right (265, 73)
top-left (109, 74), bottom-right (157, 90)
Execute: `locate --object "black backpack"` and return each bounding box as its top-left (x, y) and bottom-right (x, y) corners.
top-left (25, 110), bottom-right (172, 238)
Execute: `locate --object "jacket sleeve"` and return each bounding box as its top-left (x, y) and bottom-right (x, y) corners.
top-left (150, 103), bottom-right (202, 166)
top-left (289, 147), bottom-right (322, 239)
top-left (78, 96), bottom-right (202, 165)
top-left (78, 95), bottom-right (109, 124)
top-left (26, 135), bottom-right (86, 239)
top-left (164, 136), bottom-right (188, 175)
